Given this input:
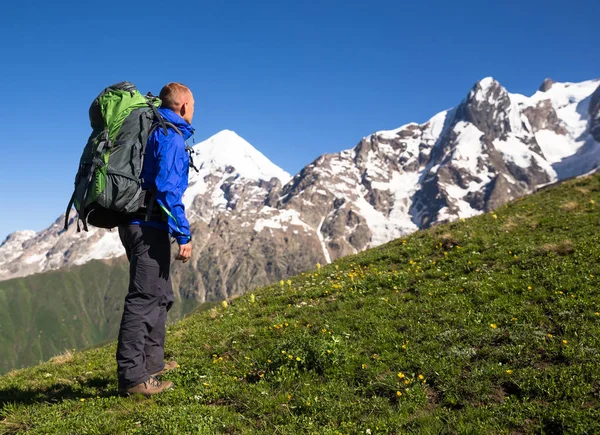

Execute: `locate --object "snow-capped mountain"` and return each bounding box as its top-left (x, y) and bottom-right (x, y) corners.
top-left (0, 131), bottom-right (291, 282)
top-left (183, 129), bottom-right (291, 223)
top-left (1, 77), bottom-right (599, 295)
top-left (260, 77), bottom-right (600, 261)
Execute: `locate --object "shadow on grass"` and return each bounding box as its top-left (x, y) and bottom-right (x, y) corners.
top-left (0, 376), bottom-right (116, 407)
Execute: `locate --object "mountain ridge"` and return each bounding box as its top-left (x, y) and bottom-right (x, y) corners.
top-left (1, 76), bottom-right (599, 284)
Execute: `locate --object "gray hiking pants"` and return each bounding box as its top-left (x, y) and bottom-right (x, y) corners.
top-left (117, 224), bottom-right (174, 389)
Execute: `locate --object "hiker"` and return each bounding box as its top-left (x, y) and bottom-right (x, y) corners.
top-left (116, 82), bottom-right (195, 396)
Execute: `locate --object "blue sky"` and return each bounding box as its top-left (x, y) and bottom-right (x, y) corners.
top-left (1, 0), bottom-right (599, 241)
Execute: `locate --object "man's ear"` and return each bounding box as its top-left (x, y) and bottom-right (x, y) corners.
top-left (180, 102), bottom-right (187, 118)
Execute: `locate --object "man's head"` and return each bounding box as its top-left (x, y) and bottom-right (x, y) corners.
top-left (159, 82), bottom-right (195, 124)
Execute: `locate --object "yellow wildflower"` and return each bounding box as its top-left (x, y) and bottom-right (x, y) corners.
top-left (490, 324), bottom-right (497, 329)
top-left (397, 372), bottom-right (405, 379)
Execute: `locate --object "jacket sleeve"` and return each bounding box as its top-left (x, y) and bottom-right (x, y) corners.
top-left (154, 131), bottom-right (191, 244)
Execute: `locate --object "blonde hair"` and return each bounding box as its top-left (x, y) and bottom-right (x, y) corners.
top-left (159, 82), bottom-right (191, 110)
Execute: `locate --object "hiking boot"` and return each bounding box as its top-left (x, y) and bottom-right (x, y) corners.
top-left (120, 376), bottom-right (173, 396)
top-left (152, 360), bottom-right (179, 377)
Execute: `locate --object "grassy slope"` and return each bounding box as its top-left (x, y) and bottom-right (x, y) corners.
top-left (0, 259), bottom-right (129, 374)
top-left (0, 259), bottom-right (198, 375)
top-left (1, 174), bottom-right (600, 434)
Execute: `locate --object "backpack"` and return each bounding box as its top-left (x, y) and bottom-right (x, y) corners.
top-left (64, 81), bottom-right (175, 231)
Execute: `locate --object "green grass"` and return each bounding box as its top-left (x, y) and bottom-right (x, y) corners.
top-left (0, 259), bottom-right (198, 375)
top-left (2, 174), bottom-right (600, 434)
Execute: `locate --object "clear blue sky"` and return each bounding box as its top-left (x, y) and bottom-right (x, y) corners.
top-left (1, 0), bottom-right (598, 241)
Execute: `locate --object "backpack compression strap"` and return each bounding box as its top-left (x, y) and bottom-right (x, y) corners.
top-left (63, 130), bottom-right (110, 231)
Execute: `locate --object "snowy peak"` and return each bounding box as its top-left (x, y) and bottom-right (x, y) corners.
top-left (192, 130), bottom-right (291, 183)
top-left (2, 230), bottom-right (37, 245)
top-left (526, 78), bottom-right (600, 129)
top-left (182, 130), bottom-right (291, 222)
top-left (467, 77), bottom-right (509, 106)
top-left (473, 76), bottom-right (502, 94)
top-left (457, 77), bottom-right (512, 140)
top-left (0, 230), bottom-right (38, 265)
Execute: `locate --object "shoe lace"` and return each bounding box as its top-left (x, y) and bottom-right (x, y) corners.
top-left (145, 376), bottom-right (162, 388)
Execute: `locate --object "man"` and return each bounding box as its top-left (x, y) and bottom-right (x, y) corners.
top-left (116, 82), bottom-right (195, 396)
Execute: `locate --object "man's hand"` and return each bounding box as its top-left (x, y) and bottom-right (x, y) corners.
top-left (176, 242), bottom-right (192, 263)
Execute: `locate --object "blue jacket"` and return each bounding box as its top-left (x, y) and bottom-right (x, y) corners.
top-left (131, 108), bottom-right (194, 244)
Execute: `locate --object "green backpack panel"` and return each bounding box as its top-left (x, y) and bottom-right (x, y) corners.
top-left (65, 81), bottom-right (162, 231)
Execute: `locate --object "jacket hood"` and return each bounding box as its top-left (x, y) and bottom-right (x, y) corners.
top-left (158, 108), bottom-right (194, 140)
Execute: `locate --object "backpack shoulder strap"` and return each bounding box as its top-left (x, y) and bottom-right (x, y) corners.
top-left (148, 103), bottom-right (169, 136)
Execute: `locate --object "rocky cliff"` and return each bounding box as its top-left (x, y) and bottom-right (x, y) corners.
top-left (2, 77), bottom-right (599, 304)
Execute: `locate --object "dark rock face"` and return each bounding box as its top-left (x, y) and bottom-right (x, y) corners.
top-left (539, 78), bottom-right (556, 92)
top-left (456, 79), bottom-right (512, 141)
top-left (321, 206), bottom-right (370, 257)
top-left (485, 174), bottom-right (515, 210)
top-left (366, 189), bottom-right (393, 214)
top-left (523, 99), bottom-right (567, 135)
top-left (409, 171), bottom-right (449, 228)
top-left (590, 84), bottom-right (600, 142)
